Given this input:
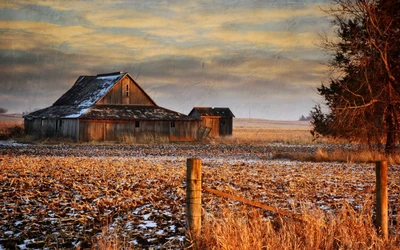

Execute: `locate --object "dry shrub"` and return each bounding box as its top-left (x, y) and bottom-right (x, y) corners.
top-left (91, 226), bottom-right (133, 250)
top-left (0, 122), bottom-right (24, 140)
top-left (273, 147), bottom-right (400, 164)
top-left (197, 202), bottom-right (398, 250)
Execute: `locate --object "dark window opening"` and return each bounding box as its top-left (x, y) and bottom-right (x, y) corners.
top-left (171, 121), bottom-right (175, 128)
top-left (135, 121), bottom-right (140, 128)
top-left (126, 84), bottom-right (129, 97)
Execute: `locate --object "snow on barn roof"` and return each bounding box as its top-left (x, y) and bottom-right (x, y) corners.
top-left (189, 107), bottom-right (235, 118)
top-left (24, 105), bottom-right (90, 119)
top-left (53, 73), bottom-right (125, 107)
top-left (81, 105), bottom-right (198, 121)
top-left (25, 72), bottom-right (126, 119)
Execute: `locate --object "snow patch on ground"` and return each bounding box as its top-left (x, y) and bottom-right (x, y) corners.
top-left (0, 141), bottom-right (27, 147)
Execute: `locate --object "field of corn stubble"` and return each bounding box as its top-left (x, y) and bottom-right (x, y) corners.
top-left (1, 142), bottom-right (400, 249)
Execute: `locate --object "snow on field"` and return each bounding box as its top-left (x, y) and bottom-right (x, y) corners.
top-left (0, 141), bottom-right (27, 147)
top-left (0, 143), bottom-right (399, 249)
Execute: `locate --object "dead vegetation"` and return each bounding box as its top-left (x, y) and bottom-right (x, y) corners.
top-left (1, 144), bottom-right (400, 249)
top-left (0, 122), bottom-right (24, 140)
top-left (198, 203), bottom-right (400, 250)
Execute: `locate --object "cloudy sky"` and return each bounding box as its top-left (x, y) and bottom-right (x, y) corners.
top-left (0, 0), bottom-right (333, 120)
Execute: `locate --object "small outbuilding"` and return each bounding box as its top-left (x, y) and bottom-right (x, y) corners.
top-left (24, 72), bottom-right (201, 143)
top-left (189, 107), bottom-right (235, 137)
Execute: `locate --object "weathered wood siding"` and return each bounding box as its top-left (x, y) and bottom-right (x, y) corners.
top-left (24, 118), bottom-right (78, 140)
top-left (169, 120), bottom-right (200, 141)
top-left (219, 117), bottom-right (233, 136)
top-left (24, 119), bottom-right (42, 136)
top-left (97, 76), bottom-right (154, 105)
top-left (201, 117), bottom-right (220, 137)
top-left (79, 120), bottom-right (200, 143)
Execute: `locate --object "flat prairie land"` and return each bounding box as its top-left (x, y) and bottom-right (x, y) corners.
top-left (234, 118), bottom-right (311, 129)
top-left (0, 114), bottom-right (23, 123)
top-left (226, 118), bottom-right (314, 145)
top-left (1, 143), bottom-right (399, 249)
top-left (0, 118), bottom-right (399, 249)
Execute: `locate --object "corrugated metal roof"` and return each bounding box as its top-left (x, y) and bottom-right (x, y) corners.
top-left (81, 105), bottom-right (199, 121)
top-left (189, 107), bottom-right (235, 118)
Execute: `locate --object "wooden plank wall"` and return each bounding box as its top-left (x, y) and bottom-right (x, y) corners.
top-left (219, 117), bottom-right (233, 136)
top-left (97, 76), bottom-right (154, 105)
top-left (79, 120), bottom-right (200, 143)
top-left (201, 117), bottom-right (220, 137)
top-left (24, 119), bottom-right (78, 140)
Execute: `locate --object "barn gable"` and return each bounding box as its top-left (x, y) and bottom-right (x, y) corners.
top-left (25, 72), bottom-right (158, 120)
top-left (96, 73), bottom-right (156, 106)
top-left (53, 72), bottom-right (156, 108)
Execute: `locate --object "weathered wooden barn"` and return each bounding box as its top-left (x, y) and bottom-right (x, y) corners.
top-left (189, 107), bottom-right (235, 137)
top-left (24, 72), bottom-right (201, 143)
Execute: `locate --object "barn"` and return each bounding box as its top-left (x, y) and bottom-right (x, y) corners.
top-left (24, 72), bottom-right (201, 143)
top-left (188, 107), bottom-right (235, 137)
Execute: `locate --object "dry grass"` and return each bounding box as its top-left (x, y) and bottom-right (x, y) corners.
top-left (0, 121), bottom-right (24, 140)
top-left (271, 147), bottom-right (400, 164)
top-left (196, 203), bottom-right (399, 250)
top-left (214, 127), bottom-right (318, 145)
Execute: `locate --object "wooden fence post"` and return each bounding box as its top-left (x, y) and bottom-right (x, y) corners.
top-left (186, 158), bottom-right (202, 238)
top-left (375, 160), bottom-right (388, 240)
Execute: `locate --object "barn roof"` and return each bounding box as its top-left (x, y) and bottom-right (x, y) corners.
top-left (24, 105), bottom-right (90, 119)
top-left (81, 105), bottom-right (199, 121)
top-left (53, 72), bottom-right (156, 107)
top-left (25, 105), bottom-right (199, 121)
top-left (24, 72), bottom-right (180, 120)
top-left (189, 107), bottom-right (235, 118)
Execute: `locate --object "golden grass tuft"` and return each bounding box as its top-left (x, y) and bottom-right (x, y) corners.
top-left (196, 202), bottom-right (399, 250)
top-left (0, 121), bottom-right (24, 140)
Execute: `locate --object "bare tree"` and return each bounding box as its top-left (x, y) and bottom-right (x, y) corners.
top-left (311, 0), bottom-right (400, 154)
top-left (0, 108), bottom-right (7, 114)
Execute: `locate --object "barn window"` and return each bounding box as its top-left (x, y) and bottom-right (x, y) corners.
top-left (170, 121), bottom-right (175, 128)
top-left (126, 84), bottom-right (129, 97)
top-left (135, 121), bottom-right (140, 128)
top-left (59, 120), bottom-right (63, 128)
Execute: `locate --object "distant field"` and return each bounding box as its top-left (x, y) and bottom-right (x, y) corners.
top-left (233, 118), bottom-right (311, 130)
top-left (227, 118), bottom-right (313, 145)
top-left (0, 114), bottom-right (23, 123)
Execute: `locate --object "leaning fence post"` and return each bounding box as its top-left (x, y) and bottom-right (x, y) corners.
top-left (375, 160), bottom-right (388, 240)
top-left (186, 158), bottom-right (202, 238)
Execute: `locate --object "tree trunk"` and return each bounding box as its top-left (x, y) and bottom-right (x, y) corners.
top-left (385, 128), bottom-right (396, 155)
top-left (385, 106), bottom-right (397, 155)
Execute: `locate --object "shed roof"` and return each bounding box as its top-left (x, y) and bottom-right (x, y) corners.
top-left (189, 107), bottom-right (235, 118)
